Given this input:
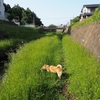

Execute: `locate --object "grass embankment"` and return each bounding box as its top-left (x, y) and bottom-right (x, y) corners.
top-left (0, 25), bottom-right (45, 56)
top-left (62, 35), bottom-right (100, 100)
top-left (0, 25), bottom-right (45, 77)
top-left (71, 6), bottom-right (100, 28)
top-left (0, 25), bottom-right (44, 41)
top-left (0, 35), bottom-right (66, 100)
top-left (0, 20), bottom-right (16, 26)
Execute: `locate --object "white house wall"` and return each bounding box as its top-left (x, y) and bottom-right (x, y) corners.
top-left (82, 7), bottom-right (91, 13)
top-left (82, 7), bottom-right (87, 13)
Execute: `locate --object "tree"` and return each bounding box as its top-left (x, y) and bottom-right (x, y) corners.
top-left (21, 10), bottom-right (28, 25)
top-left (25, 8), bottom-right (33, 24)
top-left (35, 17), bottom-right (43, 26)
top-left (4, 3), bottom-right (11, 13)
top-left (11, 5), bottom-right (24, 24)
top-left (4, 3), bottom-right (43, 26)
top-left (48, 24), bottom-right (57, 28)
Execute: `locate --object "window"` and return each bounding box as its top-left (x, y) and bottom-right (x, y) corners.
top-left (87, 8), bottom-right (91, 13)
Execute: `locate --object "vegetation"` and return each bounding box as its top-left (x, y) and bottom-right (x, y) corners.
top-left (0, 16), bottom-right (100, 99)
top-left (48, 24), bottom-right (57, 28)
top-left (0, 35), bottom-right (66, 100)
top-left (0, 25), bottom-right (45, 58)
top-left (21, 10), bottom-right (28, 25)
top-left (4, 3), bottom-right (43, 26)
top-left (0, 39), bottom-right (16, 57)
top-left (0, 19), bottom-right (16, 25)
top-left (72, 16), bottom-right (80, 24)
top-left (0, 25), bottom-right (45, 81)
top-left (0, 31), bottom-right (100, 99)
top-left (62, 35), bottom-right (100, 100)
top-left (0, 25), bottom-right (44, 41)
top-left (0, 25), bottom-right (43, 57)
top-left (92, 6), bottom-right (100, 21)
top-left (71, 6), bottom-right (100, 28)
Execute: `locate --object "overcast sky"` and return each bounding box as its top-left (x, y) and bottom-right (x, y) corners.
top-left (4, 0), bottom-right (100, 26)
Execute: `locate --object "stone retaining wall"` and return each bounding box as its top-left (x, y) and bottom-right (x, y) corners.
top-left (70, 21), bottom-right (100, 59)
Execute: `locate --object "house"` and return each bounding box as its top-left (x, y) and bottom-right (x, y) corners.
top-left (0, 0), bottom-right (5, 19)
top-left (56, 25), bottom-right (65, 32)
top-left (41, 25), bottom-right (65, 32)
top-left (80, 4), bottom-right (100, 21)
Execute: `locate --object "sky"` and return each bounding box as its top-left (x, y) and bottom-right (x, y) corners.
top-left (4, 0), bottom-right (100, 26)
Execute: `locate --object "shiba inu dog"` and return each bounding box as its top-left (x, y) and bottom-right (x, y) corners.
top-left (41, 64), bottom-right (62, 79)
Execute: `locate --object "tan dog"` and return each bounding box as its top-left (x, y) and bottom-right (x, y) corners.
top-left (41, 64), bottom-right (62, 79)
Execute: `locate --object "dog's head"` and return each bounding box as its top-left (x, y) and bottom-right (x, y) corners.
top-left (41, 64), bottom-right (49, 70)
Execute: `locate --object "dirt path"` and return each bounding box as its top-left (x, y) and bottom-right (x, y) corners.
top-left (58, 33), bottom-right (75, 100)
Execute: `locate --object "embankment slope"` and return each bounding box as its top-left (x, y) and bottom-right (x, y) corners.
top-left (70, 21), bottom-right (100, 59)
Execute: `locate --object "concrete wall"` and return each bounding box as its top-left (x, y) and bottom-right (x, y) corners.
top-left (70, 21), bottom-right (100, 59)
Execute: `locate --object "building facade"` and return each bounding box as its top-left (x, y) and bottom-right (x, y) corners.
top-left (0, 0), bottom-right (5, 19)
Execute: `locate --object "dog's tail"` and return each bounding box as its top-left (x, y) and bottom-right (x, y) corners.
top-left (57, 64), bottom-right (62, 69)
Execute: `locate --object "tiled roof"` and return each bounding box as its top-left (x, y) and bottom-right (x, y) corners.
top-left (83, 4), bottom-right (100, 8)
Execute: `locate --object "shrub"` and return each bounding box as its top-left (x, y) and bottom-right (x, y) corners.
top-left (92, 6), bottom-right (100, 21)
top-left (7, 14), bottom-right (14, 21)
top-left (72, 16), bottom-right (80, 23)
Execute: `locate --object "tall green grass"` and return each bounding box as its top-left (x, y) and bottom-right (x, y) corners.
top-left (0, 32), bottom-right (99, 100)
top-left (0, 25), bottom-right (45, 77)
top-left (62, 35), bottom-right (100, 100)
top-left (0, 40), bottom-right (13, 57)
top-left (0, 35), bottom-right (65, 100)
top-left (0, 39), bottom-right (24, 57)
top-left (92, 6), bottom-right (100, 22)
top-left (0, 25), bottom-right (44, 41)
top-left (0, 25), bottom-right (45, 60)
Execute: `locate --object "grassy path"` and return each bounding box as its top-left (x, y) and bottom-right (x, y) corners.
top-left (0, 33), bottom-right (100, 100)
